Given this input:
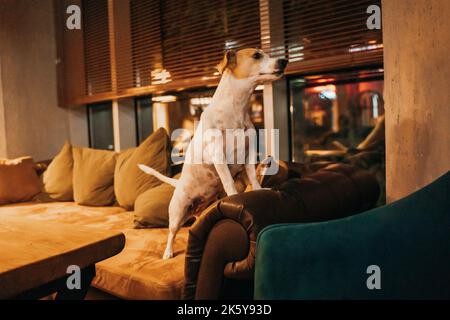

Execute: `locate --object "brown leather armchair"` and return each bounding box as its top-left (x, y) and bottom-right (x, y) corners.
top-left (183, 162), bottom-right (380, 300)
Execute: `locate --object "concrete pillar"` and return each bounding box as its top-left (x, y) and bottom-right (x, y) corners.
top-left (0, 56), bottom-right (7, 158)
top-left (382, 0), bottom-right (450, 202)
top-left (0, 0), bottom-right (70, 161)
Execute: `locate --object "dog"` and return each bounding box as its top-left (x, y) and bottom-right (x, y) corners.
top-left (139, 48), bottom-right (287, 259)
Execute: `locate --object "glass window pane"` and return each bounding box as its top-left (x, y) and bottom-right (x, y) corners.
top-left (136, 96), bottom-right (154, 144)
top-left (150, 88), bottom-right (264, 163)
top-left (290, 70), bottom-right (384, 162)
top-left (87, 102), bottom-right (114, 151)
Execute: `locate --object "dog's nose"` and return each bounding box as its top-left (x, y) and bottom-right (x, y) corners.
top-left (277, 59), bottom-right (288, 72)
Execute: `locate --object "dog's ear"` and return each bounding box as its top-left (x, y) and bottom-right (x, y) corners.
top-left (216, 50), bottom-right (236, 74)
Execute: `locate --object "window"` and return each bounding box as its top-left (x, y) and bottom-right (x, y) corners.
top-left (289, 69), bottom-right (384, 162)
top-left (135, 96), bottom-right (154, 144)
top-left (87, 102), bottom-right (114, 151)
top-left (144, 87), bottom-right (264, 159)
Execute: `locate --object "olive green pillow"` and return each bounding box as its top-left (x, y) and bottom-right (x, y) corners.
top-left (40, 142), bottom-right (74, 201)
top-left (133, 173), bottom-right (180, 228)
top-left (115, 128), bottom-right (171, 210)
top-left (73, 147), bottom-right (117, 206)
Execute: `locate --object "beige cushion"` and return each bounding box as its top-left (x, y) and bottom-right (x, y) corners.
top-left (0, 157), bottom-right (41, 205)
top-left (40, 142), bottom-right (74, 201)
top-left (115, 128), bottom-right (171, 210)
top-left (133, 173), bottom-right (180, 228)
top-left (73, 147), bottom-right (117, 206)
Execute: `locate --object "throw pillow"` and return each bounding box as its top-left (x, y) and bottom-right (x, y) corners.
top-left (133, 173), bottom-right (180, 228)
top-left (73, 147), bottom-right (117, 206)
top-left (40, 142), bottom-right (74, 201)
top-left (0, 157), bottom-right (41, 205)
top-left (114, 128), bottom-right (171, 210)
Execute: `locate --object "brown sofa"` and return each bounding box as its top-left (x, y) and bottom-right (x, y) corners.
top-left (0, 161), bottom-right (379, 300)
top-left (183, 163), bottom-right (380, 299)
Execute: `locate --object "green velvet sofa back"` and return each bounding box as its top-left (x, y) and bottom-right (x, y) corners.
top-left (255, 171), bottom-right (450, 299)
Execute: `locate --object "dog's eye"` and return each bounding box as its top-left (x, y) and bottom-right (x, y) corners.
top-left (252, 52), bottom-right (262, 60)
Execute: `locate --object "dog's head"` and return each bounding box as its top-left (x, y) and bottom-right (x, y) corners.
top-left (217, 48), bottom-right (288, 83)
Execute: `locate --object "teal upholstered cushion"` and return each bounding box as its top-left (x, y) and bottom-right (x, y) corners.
top-left (255, 171), bottom-right (450, 299)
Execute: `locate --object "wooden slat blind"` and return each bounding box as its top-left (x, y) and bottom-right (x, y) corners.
top-left (58, 0), bottom-right (86, 105)
top-left (131, 0), bottom-right (163, 88)
top-left (115, 0), bottom-right (261, 95)
top-left (262, 0), bottom-right (383, 74)
top-left (82, 0), bottom-right (112, 96)
top-left (160, 0), bottom-right (261, 84)
top-left (60, 0), bottom-right (383, 105)
top-left (115, 0), bottom-right (163, 94)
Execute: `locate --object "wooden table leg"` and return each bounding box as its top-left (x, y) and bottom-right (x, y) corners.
top-left (13, 265), bottom-right (96, 300)
top-left (55, 265), bottom-right (96, 300)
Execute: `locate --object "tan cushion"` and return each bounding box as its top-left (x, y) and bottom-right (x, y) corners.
top-left (73, 147), bottom-right (117, 206)
top-left (133, 173), bottom-right (180, 228)
top-left (0, 157), bottom-right (41, 205)
top-left (40, 142), bottom-right (74, 201)
top-left (115, 128), bottom-right (171, 210)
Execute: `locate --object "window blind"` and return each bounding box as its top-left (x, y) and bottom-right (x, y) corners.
top-left (114, 0), bottom-right (163, 95)
top-left (82, 0), bottom-right (112, 96)
top-left (263, 0), bottom-right (383, 74)
top-left (115, 0), bottom-right (262, 94)
top-left (160, 0), bottom-right (261, 86)
top-left (60, 0), bottom-right (383, 105)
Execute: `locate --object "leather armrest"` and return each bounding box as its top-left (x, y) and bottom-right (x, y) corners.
top-left (183, 163), bottom-right (380, 299)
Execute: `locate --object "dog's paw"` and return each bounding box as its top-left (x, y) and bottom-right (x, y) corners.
top-left (162, 250), bottom-right (173, 260)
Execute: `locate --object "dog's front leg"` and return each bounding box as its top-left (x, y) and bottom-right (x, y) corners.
top-left (214, 163), bottom-right (238, 196)
top-left (245, 163), bottom-right (263, 190)
top-left (243, 120), bottom-right (263, 190)
top-left (207, 142), bottom-right (238, 196)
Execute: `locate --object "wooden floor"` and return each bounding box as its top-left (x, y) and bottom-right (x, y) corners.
top-left (41, 287), bottom-right (121, 300)
top-left (86, 287), bottom-right (121, 300)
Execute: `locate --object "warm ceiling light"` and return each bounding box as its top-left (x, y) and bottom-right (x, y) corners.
top-left (151, 69), bottom-right (172, 84)
top-left (190, 97), bottom-right (212, 106)
top-left (316, 78), bottom-right (335, 83)
top-left (312, 84), bottom-right (336, 93)
top-left (152, 95), bottom-right (177, 103)
top-left (349, 44), bottom-right (384, 53)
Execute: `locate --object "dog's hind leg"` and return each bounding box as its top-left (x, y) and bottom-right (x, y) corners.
top-left (163, 195), bottom-right (190, 259)
top-left (163, 229), bottom-right (177, 260)
top-left (163, 217), bottom-right (184, 259)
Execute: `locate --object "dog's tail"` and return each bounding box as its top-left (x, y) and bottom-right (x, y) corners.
top-left (138, 164), bottom-right (178, 188)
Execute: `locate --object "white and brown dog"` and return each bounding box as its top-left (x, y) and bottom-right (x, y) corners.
top-left (139, 48), bottom-right (287, 259)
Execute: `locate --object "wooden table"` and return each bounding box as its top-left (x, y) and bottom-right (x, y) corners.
top-left (0, 216), bottom-right (125, 299)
